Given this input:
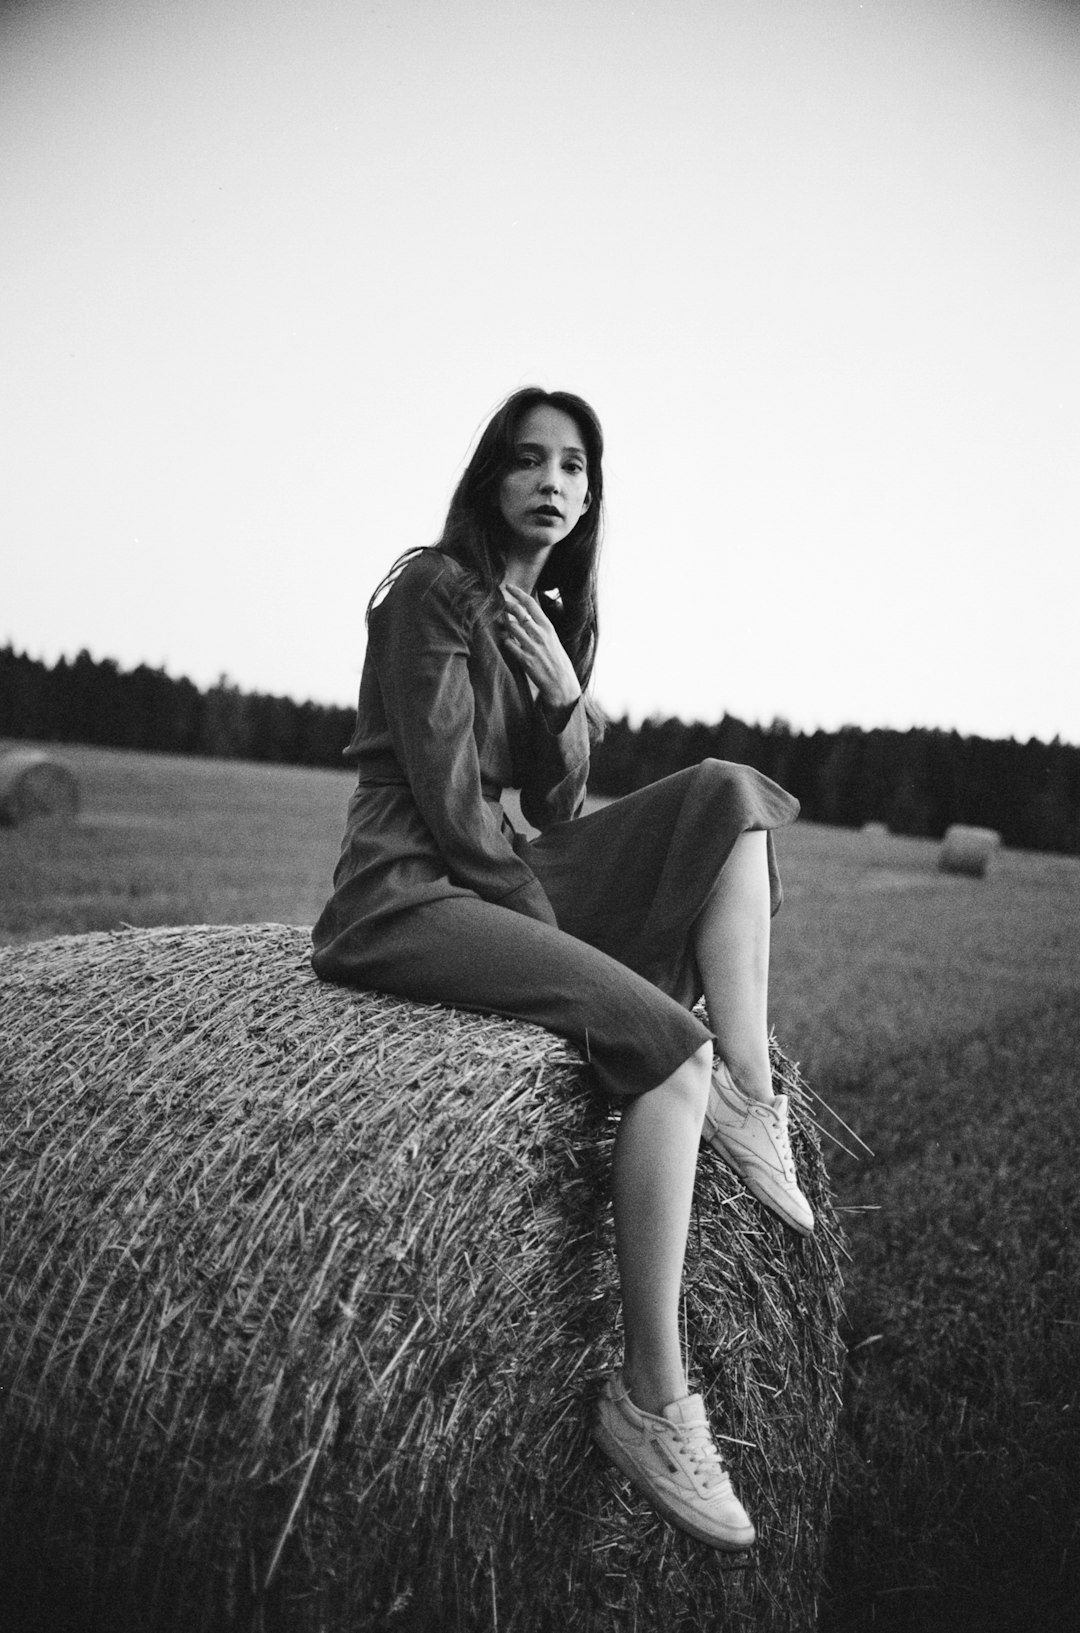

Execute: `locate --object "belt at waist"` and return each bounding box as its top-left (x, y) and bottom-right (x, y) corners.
top-left (356, 775), bottom-right (505, 802)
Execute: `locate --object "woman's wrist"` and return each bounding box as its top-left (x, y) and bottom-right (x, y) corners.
top-left (540, 692), bottom-right (581, 733)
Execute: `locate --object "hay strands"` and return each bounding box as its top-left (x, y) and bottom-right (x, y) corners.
top-left (1, 922), bottom-right (848, 1633)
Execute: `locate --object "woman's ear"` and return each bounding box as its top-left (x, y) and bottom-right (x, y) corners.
top-left (582, 491), bottom-right (592, 512)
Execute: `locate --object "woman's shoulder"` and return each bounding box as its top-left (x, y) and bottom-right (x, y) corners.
top-left (372, 548), bottom-right (468, 608)
top-left (369, 551), bottom-right (464, 620)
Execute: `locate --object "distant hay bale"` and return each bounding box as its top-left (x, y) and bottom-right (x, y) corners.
top-left (0, 748), bottom-right (79, 825)
top-left (861, 820), bottom-right (888, 838)
top-left (0, 924), bottom-right (846, 1633)
top-left (939, 823), bottom-right (1002, 878)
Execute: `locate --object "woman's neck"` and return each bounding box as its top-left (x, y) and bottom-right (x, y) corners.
top-left (501, 544), bottom-right (553, 595)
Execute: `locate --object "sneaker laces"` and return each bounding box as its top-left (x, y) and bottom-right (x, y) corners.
top-left (669, 1418), bottom-right (732, 1494)
top-left (759, 1099), bottom-right (797, 1183)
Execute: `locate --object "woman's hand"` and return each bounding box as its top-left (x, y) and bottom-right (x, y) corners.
top-left (500, 583), bottom-right (581, 718)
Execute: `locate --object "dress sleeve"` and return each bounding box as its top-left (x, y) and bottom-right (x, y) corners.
top-left (370, 557), bottom-right (558, 924)
top-left (519, 696), bottom-right (591, 831)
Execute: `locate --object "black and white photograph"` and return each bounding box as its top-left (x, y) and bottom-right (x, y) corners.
top-left (2, 2), bottom-right (1078, 1629)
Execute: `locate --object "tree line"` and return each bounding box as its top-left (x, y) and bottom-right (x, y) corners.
top-left (588, 714), bottom-right (1080, 857)
top-left (3, 644), bottom-right (1078, 855)
top-left (0, 646), bottom-right (353, 768)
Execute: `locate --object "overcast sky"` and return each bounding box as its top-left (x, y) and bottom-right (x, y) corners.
top-left (3, 0), bottom-right (1078, 743)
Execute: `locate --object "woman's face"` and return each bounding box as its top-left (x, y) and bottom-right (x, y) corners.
top-left (498, 405), bottom-right (591, 553)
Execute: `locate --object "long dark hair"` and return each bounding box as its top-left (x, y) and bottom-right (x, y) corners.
top-left (369, 388), bottom-right (605, 730)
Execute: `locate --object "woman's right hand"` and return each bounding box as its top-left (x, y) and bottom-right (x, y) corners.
top-left (500, 583), bottom-right (581, 716)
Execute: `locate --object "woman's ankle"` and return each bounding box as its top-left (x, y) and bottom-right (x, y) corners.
top-left (717, 1054), bottom-right (774, 1106)
top-left (621, 1355), bottom-right (688, 1417)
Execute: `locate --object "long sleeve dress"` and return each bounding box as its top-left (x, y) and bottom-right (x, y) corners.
top-left (311, 549), bottom-right (800, 1098)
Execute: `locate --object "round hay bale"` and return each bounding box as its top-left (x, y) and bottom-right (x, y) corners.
top-left (860, 820), bottom-right (888, 837)
top-left (0, 749), bottom-right (79, 826)
top-left (938, 823), bottom-right (1002, 878)
top-left (0, 924), bottom-right (846, 1633)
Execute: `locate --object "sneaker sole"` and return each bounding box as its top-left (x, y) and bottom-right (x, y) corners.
top-left (593, 1418), bottom-right (756, 1552)
top-left (706, 1136), bottom-right (814, 1236)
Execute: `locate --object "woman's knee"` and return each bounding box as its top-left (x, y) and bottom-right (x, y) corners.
top-left (693, 756), bottom-right (737, 795)
top-left (662, 1041), bottom-right (713, 1118)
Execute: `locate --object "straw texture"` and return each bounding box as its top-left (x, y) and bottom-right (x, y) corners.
top-left (0, 749), bottom-right (79, 826)
top-left (0, 923), bottom-right (845, 1632)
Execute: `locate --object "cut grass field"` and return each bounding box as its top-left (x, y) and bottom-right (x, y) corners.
top-left (0, 739), bottom-right (351, 943)
top-left (3, 739), bottom-right (1079, 1630)
top-left (822, 996), bottom-right (1080, 1631)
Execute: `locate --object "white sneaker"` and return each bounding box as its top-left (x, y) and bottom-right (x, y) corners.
top-left (593, 1371), bottom-right (756, 1551)
top-left (703, 1062), bottom-right (815, 1235)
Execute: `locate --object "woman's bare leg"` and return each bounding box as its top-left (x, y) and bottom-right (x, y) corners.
top-left (614, 1040), bottom-right (712, 1414)
top-left (693, 829), bottom-right (774, 1104)
top-left (695, 828), bottom-right (814, 1234)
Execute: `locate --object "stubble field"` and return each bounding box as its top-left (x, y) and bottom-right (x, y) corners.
top-left (2, 739), bottom-right (1079, 1630)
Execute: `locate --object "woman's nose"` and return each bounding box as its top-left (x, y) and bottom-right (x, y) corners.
top-left (540, 468), bottom-right (561, 492)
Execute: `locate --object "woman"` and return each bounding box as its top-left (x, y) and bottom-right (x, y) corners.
top-left (312, 387), bottom-right (808, 1552)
